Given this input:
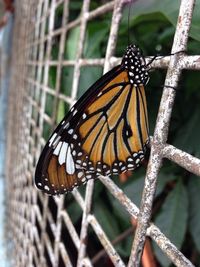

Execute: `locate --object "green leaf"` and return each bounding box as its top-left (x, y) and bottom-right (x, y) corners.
top-left (84, 21), bottom-right (109, 58)
top-left (156, 172), bottom-right (177, 197)
top-left (78, 66), bottom-right (102, 97)
top-left (64, 27), bottom-right (80, 60)
top-left (153, 180), bottom-right (188, 267)
top-left (116, 234), bottom-right (132, 257)
top-left (54, 3), bottom-right (64, 30)
top-left (93, 201), bottom-right (120, 240)
top-left (60, 67), bottom-right (74, 96)
top-left (56, 100), bottom-right (67, 124)
top-left (93, 194), bottom-right (133, 257)
top-left (43, 122), bottom-right (51, 141)
top-left (67, 200), bottom-right (82, 224)
top-left (188, 177), bottom-right (200, 252)
top-left (124, 0), bottom-right (200, 41)
top-left (48, 66), bottom-right (57, 89)
top-left (174, 107), bottom-right (200, 157)
top-left (123, 175), bottom-right (145, 207)
top-left (106, 174), bottom-right (145, 232)
top-left (51, 37), bottom-right (60, 60)
top-left (115, 170), bottom-right (175, 210)
top-left (45, 94), bottom-right (54, 117)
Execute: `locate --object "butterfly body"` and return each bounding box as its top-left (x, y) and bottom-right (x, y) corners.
top-left (35, 44), bottom-right (149, 195)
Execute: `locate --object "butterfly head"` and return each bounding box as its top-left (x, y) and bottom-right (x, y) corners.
top-left (122, 44), bottom-right (149, 86)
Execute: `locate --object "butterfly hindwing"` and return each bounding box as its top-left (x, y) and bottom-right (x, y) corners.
top-left (35, 67), bottom-right (124, 194)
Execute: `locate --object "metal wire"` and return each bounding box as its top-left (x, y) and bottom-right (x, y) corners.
top-left (5, 0), bottom-right (200, 266)
top-left (129, 0), bottom-right (196, 265)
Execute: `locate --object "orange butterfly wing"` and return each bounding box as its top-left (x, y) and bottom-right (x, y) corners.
top-left (35, 45), bottom-right (149, 195)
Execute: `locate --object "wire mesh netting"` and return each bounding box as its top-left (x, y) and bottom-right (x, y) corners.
top-left (5, 0), bottom-right (200, 266)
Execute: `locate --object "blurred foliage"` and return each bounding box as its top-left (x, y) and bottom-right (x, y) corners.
top-left (45, 0), bottom-right (200, 266)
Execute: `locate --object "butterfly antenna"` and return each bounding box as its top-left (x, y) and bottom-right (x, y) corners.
top-left (146, 49), bottom-right (185, 69)
top-left (127, 1), bottom-right (133, 46)
top-left (146, 55), bottom-right (157, 68)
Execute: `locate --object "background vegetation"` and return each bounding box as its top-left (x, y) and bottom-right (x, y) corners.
top-left (45, 0), bottom-right (200, 266)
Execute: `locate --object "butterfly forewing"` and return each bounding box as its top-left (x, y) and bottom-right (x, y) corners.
top-left (35, 44), bottom-right (149, 195)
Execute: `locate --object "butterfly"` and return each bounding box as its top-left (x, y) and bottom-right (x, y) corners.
top-left (35, 44), bottom-right (150, 195)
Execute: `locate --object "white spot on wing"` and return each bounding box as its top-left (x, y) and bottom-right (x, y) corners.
top-left (63, 122), bottom-right (69, 129)
top-left (128, 164), bottom-right (134, 168)
top-left (66, 146), bottom-right (75, 174)
top-left (58, 142), bottom-right (68, 165)
top-left (52, 136), bottom-right (61, 147)
top-left (68, 129), bottom-right (73, 134)
top-left (97, 92), bottom-right (102, 97)
top-left (73, 109), bottom-right (77, 116)
top-left (44, 185), bottom-right (50, 191)
top-left (49, 133), bottom-right (57, 146)
top-left (53, 141), bottom-right (62, 156)
top-left (77, 172), bottom-right (83, 178)
top-left (73, 134), bottom-right (78, 139)
top-left (136, 158), bottom-right (140, 164)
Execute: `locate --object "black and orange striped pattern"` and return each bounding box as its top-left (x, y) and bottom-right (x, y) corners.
top-left (35, 44), bottom-right (150, 195)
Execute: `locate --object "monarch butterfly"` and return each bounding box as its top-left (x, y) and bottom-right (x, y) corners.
top-left (35, 44), bottom-right (150, 195)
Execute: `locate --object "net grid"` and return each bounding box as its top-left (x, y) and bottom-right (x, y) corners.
top-left (5, 0), bottom-right (200, 266)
